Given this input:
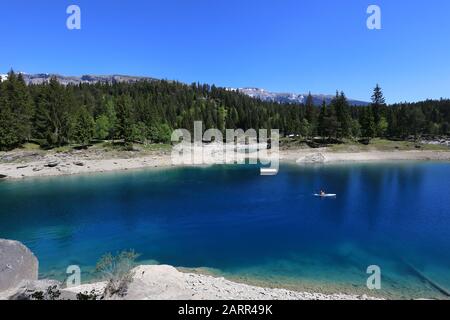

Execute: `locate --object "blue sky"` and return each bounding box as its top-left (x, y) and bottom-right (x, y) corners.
top-left (1, 0), bottom-right (450, 103)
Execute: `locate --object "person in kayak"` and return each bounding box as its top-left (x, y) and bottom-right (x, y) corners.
top-left (320, 190), bottom-right (326, 196)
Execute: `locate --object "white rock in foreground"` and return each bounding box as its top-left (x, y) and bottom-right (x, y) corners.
top-left (0, 239), bottom-right (38, 292)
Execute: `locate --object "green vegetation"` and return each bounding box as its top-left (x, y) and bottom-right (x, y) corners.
top-left (1, 70), bottom-right (449, 152)
top-left (70, 106), bottom-right (95, 144)
top-left (327, 138), bottom-right (450, 152)
top-left (95, 250), bottom-right (140, 298)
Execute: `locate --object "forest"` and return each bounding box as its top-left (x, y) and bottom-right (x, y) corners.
top-left (0, 71), bottom-right (449, 151)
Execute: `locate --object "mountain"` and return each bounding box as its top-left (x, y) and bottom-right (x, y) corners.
top-left (228, 87), bottom-right (369, 106)
top-left (14, 73), bottom-right (157, 86)
top-left (0, 72), bottom-right (369, 106)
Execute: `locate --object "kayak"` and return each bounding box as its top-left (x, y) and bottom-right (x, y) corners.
top-left (314, 193), bottom-right (337, 197)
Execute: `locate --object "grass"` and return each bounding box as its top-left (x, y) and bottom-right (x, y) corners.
top-left (141, 143), bottom-right (172, 152)
top-left (20, 142), bottom-right (42, 151)
top-left (4, 139), bottom-right (448, 160)
top-left (280, 137), bottom-right (450, 152)
top-left (54, 145), bottom-right (73, 153)
top-left (329, 138), bottom-right (450, 152)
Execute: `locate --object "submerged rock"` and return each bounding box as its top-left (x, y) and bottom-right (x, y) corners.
top-left (0, 239), bottom-right (38, 292)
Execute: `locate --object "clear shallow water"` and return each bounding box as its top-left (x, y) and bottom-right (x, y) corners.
top-left (1, 162), bottom-right (450, 299)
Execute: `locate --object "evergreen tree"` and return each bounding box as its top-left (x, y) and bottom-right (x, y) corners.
top-left (0, 71), bottom-right (34, 150)
top-left (300, 118), bottom-right (310, 138)
top-left (324, 101), bottom-right (340, 139)
top-left (34, 77), bottom-right (74, 146)
top-left (217, 105), bottom-right (227, 133)
top-left (371, 84), bottom-right (386, 135)
top-left (115, 95), bottom-right (134, 147)
top-left (317, 101), bottom-right (327, 139)
top-left (1, 73), bottom-right (449, 150)
top-left (95, 115), bottom-right (112, 140)
top-left (71, 106), bottom-right (95, 144)
top-left (305, 92), bottom-right (317, 136)
top-left (0, 96), bottom-right (18, 150)
top-left (377, 116), bottom-right (389, 137)
top-left (332, 91), bottom-right (351, 138)
top-left (361, 108), bottom-right (376, 139)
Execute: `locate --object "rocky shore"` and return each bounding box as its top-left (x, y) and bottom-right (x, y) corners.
top-left (1, 146), bottom-right (450, 180)
top-left (0, 239), bottom-right (380, 300)
top-left (282, 149), bottom-right (450, 164)
top-left (64, 265), bottom-right (380, 300)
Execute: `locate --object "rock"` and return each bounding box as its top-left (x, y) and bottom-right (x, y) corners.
top-left (0, 174), bottom-right (7, 179)
top-left (46, 161), bottom-right (59, 168)
top-left (0, 239), bottom-right (38, 292)
top-left (297, 153), bottom-right (326, 164)
top-left (73, 161), bottom-right (85, 167)
top-left (16, 165), bottom-right (29, 169)
top-left (1, 279), bottom-right (107, 300)
top-left (1, 279), bottom-right (62, 300)
top-left (32, 167), bottom-right (43, 172)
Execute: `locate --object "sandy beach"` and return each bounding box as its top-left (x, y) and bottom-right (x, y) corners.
top-left (1, 146), bottom-right (450, 180)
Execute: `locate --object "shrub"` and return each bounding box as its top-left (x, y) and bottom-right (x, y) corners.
top-left (95, 250), bottom-right (140, 298)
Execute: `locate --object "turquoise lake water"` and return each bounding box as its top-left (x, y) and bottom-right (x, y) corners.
top-left (1, 162), bottom-right (450, 299)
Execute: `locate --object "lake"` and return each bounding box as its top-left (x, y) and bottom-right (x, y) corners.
top-left (0, 162), bottom-right (449, 299)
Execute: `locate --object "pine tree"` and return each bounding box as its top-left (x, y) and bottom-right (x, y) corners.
top-left (317, 101), bottom-right (327, 139)
top-left (332, 91), bottom-right (351, 138)
top-left (34, 77), bottom-right (73, 146)
top-left (1, 72), bottom-right (449, 150)
top-left (324, 101), bottom-right (340, 139)
top-left (371, 84), bottom-right (386, 135)
top-left (95, 115), bottom-right (111, 140)
top-left (0, 71), bottom-right (34, 150)
top-left (115, 95), bottom-right (134, 147)
top-left (361, 108), bottom-right (376, 139)
top-left (71, 106), bottom-right (95, 144)
top-left (217, 105), bottom-right (227, 133)
top-left (0, 96), bottom-right (18, 150)
top-left (305, 92), bottom-right (317, 136)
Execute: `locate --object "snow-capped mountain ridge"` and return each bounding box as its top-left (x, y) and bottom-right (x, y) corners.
top-left (229, 87), bottom-right (369, 106)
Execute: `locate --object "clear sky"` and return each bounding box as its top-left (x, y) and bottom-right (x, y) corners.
top-left (1, 0), bottom-right (450, 103)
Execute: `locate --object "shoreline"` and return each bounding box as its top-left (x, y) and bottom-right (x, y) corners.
top-left (35, 261), bottom-right (445, 300)
top-left (10, 264), bottom-right (381, 300)
top-left (1, 148), bottom-right (450, 181)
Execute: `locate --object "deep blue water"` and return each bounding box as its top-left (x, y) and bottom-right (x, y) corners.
top-left (1, 162), bottom-right (450, 299)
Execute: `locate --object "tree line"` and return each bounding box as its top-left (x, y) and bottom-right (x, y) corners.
top-left (0, 71), bottom-right (449, 151)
